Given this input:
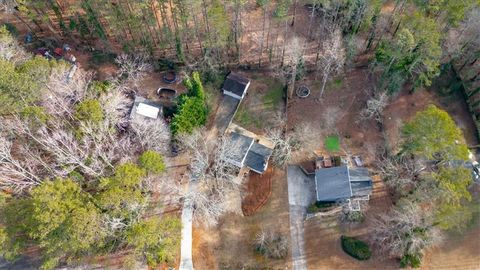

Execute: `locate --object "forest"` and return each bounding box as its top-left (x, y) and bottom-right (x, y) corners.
top-left (0, 0), bottom-right (480, 269)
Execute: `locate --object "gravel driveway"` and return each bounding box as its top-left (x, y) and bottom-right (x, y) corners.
top-left (287, 166), bottom-right (316, 270)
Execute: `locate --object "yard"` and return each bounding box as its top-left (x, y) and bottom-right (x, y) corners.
top-left (192, 168), bottom-right (291, 269)
top-left (233, 72), bottom-right (285, 133)
top-left (287, 66), bottom-right (480, 270)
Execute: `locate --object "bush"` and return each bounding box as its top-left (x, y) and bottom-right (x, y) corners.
top-left (400, 253), bottom-right (422, 268)
top-left (171, 96), bottom-right (207, 135)
top-left (20, 106), bottom-right (48, 126)
top-left (307, 201), bottom-right (335, 213)
top-left (340, 210), bottom-right (365, 224)
top-left (171, 71), bottom-right (208, 135)
top-left (340, 235), bottom-right (372, 260)
top-left (2, 23), bottom-right (18, 36)
top-left (88, 80), bottom-right (111, 96)
top-left (90, 51), bottom-right (117, 65)
top-left (74, 99), bottom-right (104, 123)
top-left (138, 150), bottom-right (166, 174)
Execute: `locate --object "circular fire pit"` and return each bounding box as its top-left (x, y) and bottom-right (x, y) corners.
top-left (296, 85), bottom-right (310, 98)
top-left (163, 71), bottom-right (177, 84)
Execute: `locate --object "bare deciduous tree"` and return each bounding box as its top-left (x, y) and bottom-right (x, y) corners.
top-left (360, 91), bottom-right (389, 123)
top-left (176, 129), bottom-right (243, 227)
top-left (99, 88), bottom-right (132, 126)
top-left (254, 229), bottom-right (289, 259)
top-left (115, 53), bottom-right (152, 87)
top-left (0, 24), bottom-right (30, 64)
top-left (0, 136), bottom-right (43, 192)
top-left (376, 154), bottom-right (424, 196)
top-left (267, 128), bottom-right (295, 167)
top-left (130, 116), bottom-right (171, 154)
top-left (370, 202), bottom-right (442, 259)
top-left (317, 28), bottom-right (346, 99)
top-left (275, 37), bottom-right (304, 98)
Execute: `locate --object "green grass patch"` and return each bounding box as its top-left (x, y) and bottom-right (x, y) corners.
top-left (258, 77), bottom-right (284, 110)
top-left (234, 106), bottom-right (262, 129)
top-left (262, 82), bottom-right (284, 109)
top-left (341, 235), bottom-right (372, 261)
top-left (325, 135), bottom-right (340, 152)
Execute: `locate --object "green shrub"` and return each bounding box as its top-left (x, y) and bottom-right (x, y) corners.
top-left (340, 235), bottom-right (372, 260)
top-left (2, 23), bottom-right (18, 36)
top-left (90, 51), bottom-right (117, 65)
top-left (172, 71), bottom-right (208, 135)
top-left (171, 97), bottom-right (207, 135)
top-left (400, 253), bottom-right (422, 268)
top-left (74, 99), bottom-right (104, 123)
top-left (88, 80), bottom-right (111, 96)
top-left (20, 106), bottom-right (48, 126)
top-left (307, 202), bottom-right (335, 213)
top-left (138, 150), bottom-right (166, 174)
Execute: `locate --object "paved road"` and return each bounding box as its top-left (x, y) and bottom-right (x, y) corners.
top-left (287, 166), bottom-right (316, 270)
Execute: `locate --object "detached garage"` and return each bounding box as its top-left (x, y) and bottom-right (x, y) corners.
top-left (222, 72), bottom-right (251, 100)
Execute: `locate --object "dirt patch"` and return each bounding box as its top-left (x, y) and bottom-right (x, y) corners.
top-left (192, 227), bottom-right (218, 270)
top-left (288, 69), bottom-right (384, 165)
top-left (421, 224), bottom-right (480, 270)
top-left (193, 168), bottom-right (290, 269)
top-left (242, 167), bottom-right (274, 216)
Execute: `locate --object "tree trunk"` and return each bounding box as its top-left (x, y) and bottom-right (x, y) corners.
top-left (291, 0), bottom-right (297, 26)
top-left (258, 6), bottom-right (267, 67)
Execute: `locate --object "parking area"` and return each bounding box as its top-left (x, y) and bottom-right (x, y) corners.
top-left (287, 165), bottom-right (316, 270)
top-left (210, 95), bottom-right (240, 137)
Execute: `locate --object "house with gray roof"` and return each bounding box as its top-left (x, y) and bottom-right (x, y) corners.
top-left (222, 73), bottom-right (250, 100)
top-left (315, 166), bottom-right (372, 202)
top-left (224, 132), bottom-right (273, 174)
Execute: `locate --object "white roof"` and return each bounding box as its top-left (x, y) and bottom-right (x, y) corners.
top-left (136, 102), bottom-right (160, 119)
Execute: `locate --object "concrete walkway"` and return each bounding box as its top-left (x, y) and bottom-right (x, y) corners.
top-left (179, 197), bottom-right (194, 270)
top-left (287, 166), bottom-right (316, 270)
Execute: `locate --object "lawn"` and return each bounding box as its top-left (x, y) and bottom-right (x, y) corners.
top-left (325, 135), bottom-right (340, 152)
top-left (234, 107), bottom-right (262, 129)
top-left (262, 80), bottom-right (284, 109)
top-left (233, 72), bottom-right (285, 132)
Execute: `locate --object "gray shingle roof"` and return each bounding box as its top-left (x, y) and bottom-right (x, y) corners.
top-left (245, 143), bottom-right (273, 173)
top-left (222, 73), bottom-right (250, 97)
top-left (226, 132), bottom-right (254, 165)
top-left (315, 166), bottom-right (351, 202)
top-left (315, 166), bottom-right (372, 202)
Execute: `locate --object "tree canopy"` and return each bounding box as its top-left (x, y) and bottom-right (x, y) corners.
top-left (2, 179), bottom-right (104, 269)
top-left (126, 216), bottom-right (181, 267)
top-left (401, 105), bottom-right (469, 161)
top-left (171, 71), bottom-right (208, 135)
